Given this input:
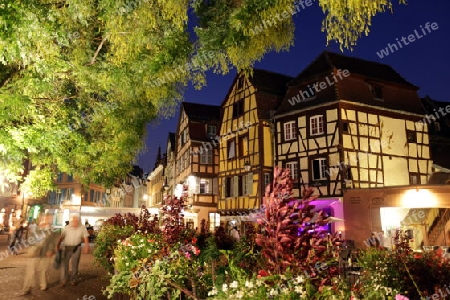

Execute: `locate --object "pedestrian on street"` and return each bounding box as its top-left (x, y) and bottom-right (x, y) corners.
top-left (230, 226), bottom-right (240, 241)
top-left (28, 219), bottom-right (37, 238)
top-left (56, 216), bottom-right (90, 287)
top-left (9, 215), bottom-right (25, 255)
top-left (20, 214), bottom-right (60, 296)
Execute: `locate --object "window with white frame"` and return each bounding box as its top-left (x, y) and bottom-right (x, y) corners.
top-left (200, 149), bottom-right (213, 164)
top-left (284, 121), bottom-right (297, 140)
top-left (199, 178), bottom-right (211, 194)
top-left (286, 162), bottom-right (299, 180)
top-left (312, 158), bottom-right (327, 180)
top-left (228, 139), bottom-right (236, 159)
top-left (310, 115), bottom-right (324, 136)
top-left (242, 173), bottom-right (253, 195)
top-left (207, 125), bottom-right (216, 136)
top-left (209, 213), bottom-right (220, 232)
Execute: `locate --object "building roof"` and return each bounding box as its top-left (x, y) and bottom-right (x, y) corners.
top-left (289, 51), bottom-right (417, 88)
top-left (248, 69), bottom-right (294, 96)
top-left (179, 102), bottom-right (220, 143)
top-left (182, 102), bottom-right (220, 122)
top-left (275, 51), bottom-right (423, 117)
top-left (220, 69), bottom-right (293, 120)
top-left (427, 172), bottom-right (450, 184)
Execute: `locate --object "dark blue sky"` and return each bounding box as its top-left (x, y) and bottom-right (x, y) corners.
top-left (137, 0), bottom-right (450, 172)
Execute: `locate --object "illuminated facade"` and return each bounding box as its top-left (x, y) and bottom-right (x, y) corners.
top-left (217, 69), bottom-right (293, 231)
top-left (273, 51), bottom-right (436, 246)
top-left (174, 102), bottom-right (221, 230)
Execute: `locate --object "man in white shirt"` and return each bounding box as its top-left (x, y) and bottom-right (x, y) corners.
top-left (230, 226), bottom-right (240, 241)
top-left (56, 216), bottom-right (89, 287)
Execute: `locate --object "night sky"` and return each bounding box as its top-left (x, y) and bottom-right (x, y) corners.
top-left (137, 0), bottom-right (450, 172)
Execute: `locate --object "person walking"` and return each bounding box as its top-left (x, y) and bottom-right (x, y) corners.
top-left (230, 226), bottom-right (240, 241)
top-left (27, 219), bottom-right (37, 238)
top-left (56, 216), bottom-right (90, 287)
top-left (9, 215), bottom-right (25, 255)
top-left (20, 214), bottom-right (60, 295)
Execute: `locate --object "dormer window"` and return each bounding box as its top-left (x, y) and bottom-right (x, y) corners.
top-left (207, 125), bottom-right (216, 137)
top-left (370, 83), bottom-right (383, 100)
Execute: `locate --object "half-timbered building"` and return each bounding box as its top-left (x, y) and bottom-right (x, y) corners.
top-left (218, 69), bottom-right (293, 231)
top-left (273, 51), bottom-right (433, 240)
top-left (174, 102), bottom-right (221, 230)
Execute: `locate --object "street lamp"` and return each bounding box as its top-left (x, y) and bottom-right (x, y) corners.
top-left (244, 161), bottom-right (251, 172)
top-left (143, 194), bottom-right (148, 206)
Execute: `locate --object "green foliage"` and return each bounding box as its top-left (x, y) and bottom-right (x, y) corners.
top-left (93, 224), bottom-right (135, 274)
top-left (0, 0), bottom-right (405, 192)
top-left (357, 248), bottom-right (450, 299)
top-left (114, 233), bottom-right (164, 273)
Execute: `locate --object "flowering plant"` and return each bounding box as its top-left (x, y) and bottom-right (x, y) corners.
top-left (114, 233), bottom-right (163, 272)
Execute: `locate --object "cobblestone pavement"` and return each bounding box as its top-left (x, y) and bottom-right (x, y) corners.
top-left (0, 234), bottom-right (110, 300)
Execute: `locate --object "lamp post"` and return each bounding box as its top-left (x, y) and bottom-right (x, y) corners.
top-left (244, 161), bottom-right (251, 172)
top-left (142, 194), bottom-right (148, 207)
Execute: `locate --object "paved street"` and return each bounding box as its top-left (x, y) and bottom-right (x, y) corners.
top-left (0, 234), bottom-right (110, 300)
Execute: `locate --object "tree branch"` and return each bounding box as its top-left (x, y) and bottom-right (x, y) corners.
top-left (85, 36), bottom-right (107, 66)
top-left (164, 279), bottom-right (197, 300)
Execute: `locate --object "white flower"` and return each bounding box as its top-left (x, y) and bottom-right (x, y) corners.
top-left (207, 287), bottom-right (218, 296)
top-left (280, 274), bottom-right (286, 280)
top-left (230, 281), bottom-right (238, 288)
top-left (295, 275), bottom-right (305, 284)
top-left (295, 286), bottom-right (304, 294)
top-left (236, 291), bottom-right (244, 299)
top-left (282, 287), bottom-right (289, 294)
top-left (269, 289), bottom-right (278, 296)
top-left (245, 281), bottom-right (254, 288)
top-left (222, 283), bottom-right (228, 292)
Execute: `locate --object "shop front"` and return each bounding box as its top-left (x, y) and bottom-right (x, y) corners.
top-left (343, 185), bottom-right (450, 249)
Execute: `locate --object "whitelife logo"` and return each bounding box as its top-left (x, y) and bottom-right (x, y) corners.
top-left (287, 69), bottom-right (350, 106)
top-left (376, 22), bottom-right (439, 58)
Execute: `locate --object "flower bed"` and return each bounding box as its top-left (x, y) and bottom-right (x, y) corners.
top-left (95, 168), bottom-right (449, 300)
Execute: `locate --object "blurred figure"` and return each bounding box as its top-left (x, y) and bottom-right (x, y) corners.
top-left (28, 219), bottom-right (37, 238)
top-left (444, 247), bottom-right (450, 260)
top-left (230, 226), bottom-right (240, 241)
top-left (20, 214), bottom-right (60, 295)
top-left (57, 216), bottom-right (89, 287)
top-left (9, 215), bottom-right (25, 255)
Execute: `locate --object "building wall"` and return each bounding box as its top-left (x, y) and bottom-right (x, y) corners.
top-left (218, 76), bottom-right (270, 215)
top-left (340, 103), bottom-right (431, 188)
top-left (148, 164), bottom-right (164, 208)
top-left (174, 107), bottom-right (219, 230)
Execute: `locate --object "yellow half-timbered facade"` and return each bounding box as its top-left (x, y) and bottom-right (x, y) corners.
top-left (275, 51), bottom-right (432, 196)
top-left (175, 102), bottom-right (221, 230)
top-left (218, 70), bottom-right (293, 230)
top-left (274, 51), bottom-right (433, 239)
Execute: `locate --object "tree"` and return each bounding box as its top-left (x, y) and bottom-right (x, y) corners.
top-left (0, 0), bottom-right (405, 195)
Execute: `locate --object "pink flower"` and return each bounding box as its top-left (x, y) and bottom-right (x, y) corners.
top-left (396, 295), bottom-right (409, 300)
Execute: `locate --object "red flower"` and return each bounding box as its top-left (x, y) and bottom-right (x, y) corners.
top-left (257, 270), bottom-right (269, 278)
top-left (192, 237), bottom-right (197, 244)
